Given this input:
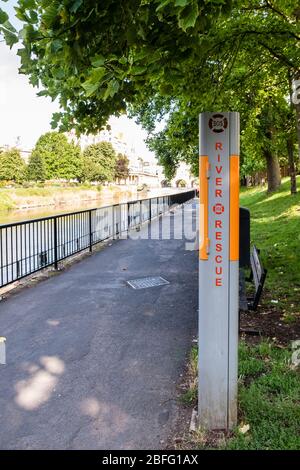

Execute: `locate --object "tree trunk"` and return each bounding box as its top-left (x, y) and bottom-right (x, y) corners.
top-left (264, 149), bottom-right (281, 192)
top-left (290, 70), bottom-right (300, 163)
top-left (287, 138), bottom-right (297, 194)
top-left (295, 100), bottom-right (300, 162)
top-left (287, 72), bottom-right (297, 194)
top-left (263, 125), bottom-right (281, 192)
top-left (292, 8), bottom-right (300, 161)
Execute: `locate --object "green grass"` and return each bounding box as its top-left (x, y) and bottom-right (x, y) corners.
top-left (233, 181), bottom-right (300, 448)
top-left (225, 341), bottom-right (300, 450)
top-left (180, 346), bottom-right (198, 405)
top-left (0, 191), bottom-right (15, 211)
top-left (240, 176), bottom-right (300, 319)
top-left (183, 342), bottom-right (300, 450)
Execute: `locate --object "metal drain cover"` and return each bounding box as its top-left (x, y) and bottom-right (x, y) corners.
top-left (126, 276), bottom-right (169, 289)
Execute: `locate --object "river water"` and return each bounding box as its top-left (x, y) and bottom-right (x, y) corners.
top-left (0, 187), bottom-right (179, 225)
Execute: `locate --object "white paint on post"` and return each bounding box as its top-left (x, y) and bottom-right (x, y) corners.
top-left (198, 112), bottom-right (240, 430)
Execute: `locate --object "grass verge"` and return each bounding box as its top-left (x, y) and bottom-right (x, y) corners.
top-left (179, 341), bottom-right (300, 450)
top-left (0, 184), bottom-right (107, 213)
top-left (240, 176), bottom-right (300, 321)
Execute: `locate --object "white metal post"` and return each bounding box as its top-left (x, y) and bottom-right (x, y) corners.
top-left (198, 112), bottom-right (240, 430)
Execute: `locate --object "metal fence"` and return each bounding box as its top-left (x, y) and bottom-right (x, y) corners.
top-left (0, 190), bottom-right (196, 288)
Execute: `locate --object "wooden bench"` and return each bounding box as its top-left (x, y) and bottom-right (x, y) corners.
top-left (239, 245), bottom-right (267, 312)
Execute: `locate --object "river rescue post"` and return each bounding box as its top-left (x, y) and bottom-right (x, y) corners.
top-left (198, 112), bottom-right (240, 430)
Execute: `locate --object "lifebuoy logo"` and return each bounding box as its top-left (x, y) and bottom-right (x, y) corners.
top-left (209, 114), bottom-right (228, 133)
top-left (213, 203), bottom-right (224, 215)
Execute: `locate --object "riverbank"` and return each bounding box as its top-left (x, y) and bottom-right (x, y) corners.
top-left (0, 184), bottom-right (135, 213)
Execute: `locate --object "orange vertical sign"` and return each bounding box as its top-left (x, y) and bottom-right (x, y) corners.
top-left (229, 155), bottom-right (239, 261)
top-left (199, 155), bottom-right (209, 260)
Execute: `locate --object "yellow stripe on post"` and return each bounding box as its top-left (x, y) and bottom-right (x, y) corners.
top-left (199, 155), bottom-right (209, 260)
top-left (229, 155), bottom-right (239, 261)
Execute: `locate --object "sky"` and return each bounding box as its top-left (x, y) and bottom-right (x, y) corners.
top-left (0, 0), bottom-right (156, 162)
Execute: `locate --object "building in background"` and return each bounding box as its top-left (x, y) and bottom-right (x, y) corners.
top-left (160, 162), bottom-right (197, 189)
top-left (67, 127), bottom-right (164, 188)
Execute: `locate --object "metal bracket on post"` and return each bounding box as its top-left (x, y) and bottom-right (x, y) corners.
top-left (198, 112), bottom-right (240, 431)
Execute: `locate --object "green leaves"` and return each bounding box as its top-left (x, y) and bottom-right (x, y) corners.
top-left (69, 0), bottom-right (83, 14)
top-left (41, 2), bottom-right (60, 28)
top-left (178, 1), bottom-right (199, 31)
top-left (81, 66), bottom-right (108, 96)
top-left (51, 39), bottom-right (63, 53)
top-left (27, 151), bottom-right (46, 182)
top-left (31, 132), bottom-right (82, 180)
top-left (17, 47), bottom-right (32, 70)
top-left (155, 0), bottom-right (200, 31)
top-left (155, 0), bottom-right (173, 12)
top-left (175, 0), bottom-right (189, 5)
top-left (0, 8), bottom-right (9, 24)
top-left (82, 142), bottom-right (117, 183)
top-left (115, 153), bottom-right (129, 179)
top-left (131, 65), bottom-right (148, 75)
top-left (91, 54), bottom-right (106, 68)
top-left (0, 148), bottom-right (27, 183)
top-left (0, 13), bottom-right (18, 47)
top-left (2, 27), bottom-right (18, 47)
top-left (104, 79), bottom-right (120, 100)
top-left (81, 81), bottom-right (99, 97)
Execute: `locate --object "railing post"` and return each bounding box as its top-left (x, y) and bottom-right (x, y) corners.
top-left (53, 217), bottom-right (58, 270)
top-left (127, 202), bottom-right (130, 232)
top-left (112, 206), bottom-right (115, 239)
top-left (89, 210), bottom-right (92, 252)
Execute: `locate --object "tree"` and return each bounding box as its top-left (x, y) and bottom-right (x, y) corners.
top-left (82, 142), bottom-right (117, 183)
top-left (27, 152), bottom-right (46, 182)
top-left (2, 1), bottom-right (299, 191)
top-left (31, 132), bottom-right (82, 180)
top-left (129, 2), bottom-right (300, 191)
top-left (115, 154), bottom-right (129, 181)
top-left (1, 0), bottom-right (233, 134)
top-left (0, 148), bottom-right (26, 183)
top-left (287, 71), bottom-right (298, 194)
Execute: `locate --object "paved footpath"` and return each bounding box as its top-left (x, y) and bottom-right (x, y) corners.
top-left (0, 200), bottom-right (198, 449)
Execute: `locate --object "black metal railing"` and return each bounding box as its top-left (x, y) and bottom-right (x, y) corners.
top-left (0, 190), bottom-right (196, 288)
